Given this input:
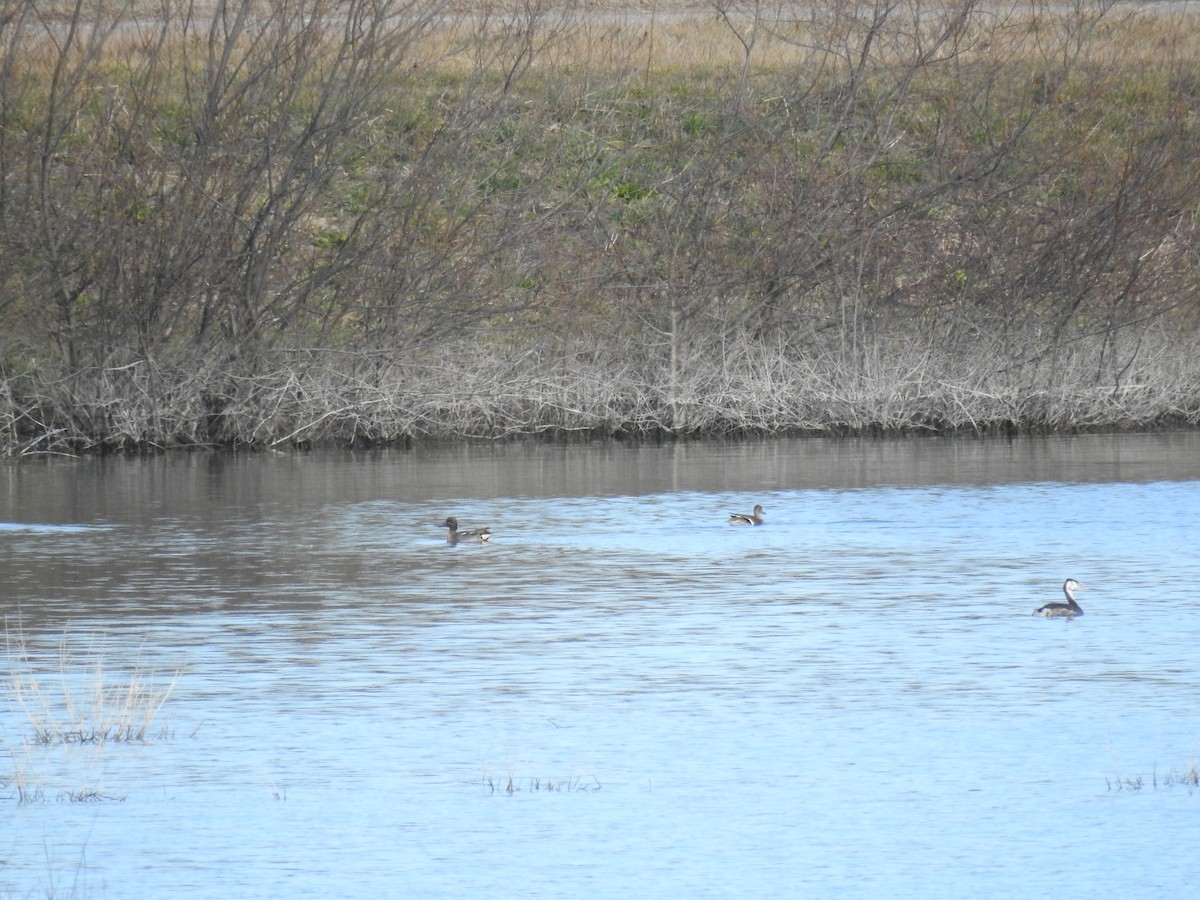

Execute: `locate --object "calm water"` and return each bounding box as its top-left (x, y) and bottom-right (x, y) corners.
top-left (3, 434), bottom-right (1200, 898)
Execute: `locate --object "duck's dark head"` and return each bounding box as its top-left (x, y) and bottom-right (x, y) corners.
top-left (442, 517), bottom-right (458, 530)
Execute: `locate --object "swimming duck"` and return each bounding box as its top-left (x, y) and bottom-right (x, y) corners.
top-left (442, 516), bottom-right (492, 543)
top-left (1033, 578), bottom-right (1085, 617)
top-left (728, 504), bottom-right (765, 526)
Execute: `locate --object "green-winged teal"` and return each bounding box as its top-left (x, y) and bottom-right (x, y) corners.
top-left (728, 504), bottom-right (765, 526)
top-left (442, 516), bottom-right (492, 543)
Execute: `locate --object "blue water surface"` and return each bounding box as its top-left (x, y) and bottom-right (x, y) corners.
top-left (2, 435), bottom-right (1199, 898)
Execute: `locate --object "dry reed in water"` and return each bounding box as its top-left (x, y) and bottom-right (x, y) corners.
top-left (5, 626), bottom-right (181, 746)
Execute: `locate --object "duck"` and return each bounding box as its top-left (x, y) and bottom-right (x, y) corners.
top-left (441, 516), bottom-right (492, 543)
top-left (728, 504), bottom-right (765, 526)
top-left (1033, 578), bottom-right (1085, 617)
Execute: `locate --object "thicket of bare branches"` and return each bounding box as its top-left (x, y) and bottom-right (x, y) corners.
top-left (1, 0), bottom-right (1198, 452)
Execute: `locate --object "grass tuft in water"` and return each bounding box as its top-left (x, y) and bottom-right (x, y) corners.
top-left (1106, 763), bottom-right (1200, 795)
top-left (5, 626), bottom-right (181, 746)
top-left (3, 622), bottom-right (183, 805)
top-left (477, 773), bottom-right (602, 794)
top-left (62, 787), bottom-right (126, 803)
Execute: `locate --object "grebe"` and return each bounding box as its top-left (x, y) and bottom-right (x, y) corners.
top-left (442, 516), bottom-right (492, 543)
top-left (728, 504), bottom-right (765, 526)
top-left (1033, 578), bottom-right (1085, 617)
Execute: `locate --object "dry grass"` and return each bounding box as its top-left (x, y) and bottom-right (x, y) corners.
top-left (27, 1), bottom-right (1200, 79)
top-left (417, 3), bottom-right (1200, 72)
top-left (3, 624), bottom-right (182, 803)
top-left (5, 625), bottom-right (181, 746)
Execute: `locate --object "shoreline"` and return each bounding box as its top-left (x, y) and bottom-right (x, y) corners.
top-left (7, 337), bottom-right (1199, 455)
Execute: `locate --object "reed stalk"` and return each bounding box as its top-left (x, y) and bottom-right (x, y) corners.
top-left (5, 626), bottom-right (181, 746)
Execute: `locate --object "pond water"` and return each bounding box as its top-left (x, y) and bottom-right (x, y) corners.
top-left (2, 434), bottom-right (1200, 898)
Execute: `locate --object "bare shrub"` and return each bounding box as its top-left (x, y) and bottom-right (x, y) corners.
top-left (2, 1), bottom-right (1199, 451)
